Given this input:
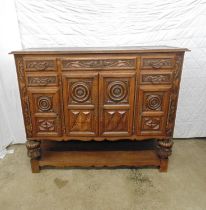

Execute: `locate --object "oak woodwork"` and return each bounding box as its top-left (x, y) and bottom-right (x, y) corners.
top-left (11, 46), bottom-right (188, 173)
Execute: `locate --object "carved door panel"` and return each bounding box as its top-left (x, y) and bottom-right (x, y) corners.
top-left (137, 86), bottom-right (171, 135)
top-left (28, 87), bottom-right (62, 137)
top-left (99, 72), bottom-right (135, 136)
top-left (63, 72), bottom-right (98, 136)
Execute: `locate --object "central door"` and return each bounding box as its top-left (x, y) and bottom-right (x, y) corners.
top-left (63, 72), bottom-right (98, 136)
top-left (63, 71), bottom-right (135, 138)
top-left (99, 72), bottom-right (135, 137)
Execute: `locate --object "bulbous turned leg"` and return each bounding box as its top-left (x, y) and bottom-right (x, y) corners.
top-left (156, 139), bottom-right (173, 172)
top-left (26, 140), bottom-right (41, 173)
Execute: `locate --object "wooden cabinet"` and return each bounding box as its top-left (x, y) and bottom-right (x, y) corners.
top-left (11, 46), bottom-right (189, 173)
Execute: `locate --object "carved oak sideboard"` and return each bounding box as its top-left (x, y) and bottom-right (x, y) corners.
top-left (11, 46), bottom-right (189, 173)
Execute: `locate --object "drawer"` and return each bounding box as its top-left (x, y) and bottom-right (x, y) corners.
top-left (26, 73), bottom-right (58, 87)
top-left (140, 55), bottom-right (175, 70)
top-left (24, 57), bottom-right (57, 71)
top-left (61, 57), bottom-right (136, 70)
top-left (140, 71), bottom-right (173, 85)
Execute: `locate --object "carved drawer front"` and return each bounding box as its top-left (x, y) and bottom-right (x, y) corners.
top-left (140, 71), bottom-right (173, 85)
top-left (140, 55), bottom-right (175, 70)
top-left (26, 73), bottom-right (58, 87)
top-left (99, 72), bottom-right (135, 136)
top-left (61, 57), bottom-right (136, 70)
top-left (24, 57), bottom-right (57, 71)
top-left (63, 72), bottom-right (98, 136)
top-left (137, 86), bottom-right (170, 135)
top-left (28, 87), bottom-right (62, 136)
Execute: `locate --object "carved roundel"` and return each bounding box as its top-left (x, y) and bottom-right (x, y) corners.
top-left (108, 81), bottom-right (127, 102)
top-left (37, 96), bottom-right (52, 112)
top-left (71, 82), bottom-right (90, 103)
top-left (145, 94), bottom-right (162, 111)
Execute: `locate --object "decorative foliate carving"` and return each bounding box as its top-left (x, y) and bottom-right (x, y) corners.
top-left (38, 119), bottom-right (55, 131)
top-left (166, 54), bottom-right (184, 137)
top-left (142, 74), bottom-right (171, 83)
top-left (62, 59), bottom-right (135, 70)
top-left (142, 58), bottom-right (174, 69)
top-left (144, 94), bottom-right (163, 111)
top-left (142, 117), bottom-right (161, 130)
top-left (25, 60), bottom-right (56, 71)
top-left (37, 96), bottom-right (52, 112)
top-left (107, 81), bottom-right (128, 103)
top-left (70, 81), bottom-right (91, 103)
top-left (26, 140), bottom-right (41, 159)
top-left (28, 76), bottom-right (56, 86)
top-left (156, 139), bottom-right (173, 159)
top-left (15, 56), bottom-right (32, 137)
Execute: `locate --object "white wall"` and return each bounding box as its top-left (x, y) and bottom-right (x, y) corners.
top-left (0, 0), bottom-right (25, 156)
top-left (0, 0), bottom-right (205, 147)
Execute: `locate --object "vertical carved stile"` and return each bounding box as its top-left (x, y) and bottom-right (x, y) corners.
top-left (15, 55), bottom-right (33, 137)
top-left (166, 54), bottom-right (184, 137)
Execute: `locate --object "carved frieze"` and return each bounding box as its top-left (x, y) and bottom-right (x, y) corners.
top-left (27, 76), bottom-right (57, 86)
top-left (142, 58), bottom-right (174, 69)
top-left (25, 59), bottom-right (56, 71)
top-left (62, 58), bottom-right (136, 70)
top-left (141, 74), bottom-right (172, 84)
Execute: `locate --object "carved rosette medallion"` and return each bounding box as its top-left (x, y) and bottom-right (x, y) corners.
top-left (156, 139), bottom-right (173, 159)
top-left (107, 81), bottom-right (128, 102)
top-left (37, 96), bottom-right (52, 112)
top-left (26, 140), bottom-right (41, 159)
top-left (71, 82), bottom-right (90, 103)
top-left (145, 94), bottom-right (162, 111)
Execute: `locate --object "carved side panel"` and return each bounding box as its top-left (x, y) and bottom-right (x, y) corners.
top-left (99, 72), bottom-right (135, 136)
top-left (61, 58), bottom-right (136, 70)
top-left (15, 55), bottom-right (32, 137)
top-left (137, 87), bottom-right (170, 135)
top-left (165, 54), bottom-right (184, 137)
top-left (63, 72), bottom-right (98, 136)
top-left (27, 87), bottom-right (62, 136)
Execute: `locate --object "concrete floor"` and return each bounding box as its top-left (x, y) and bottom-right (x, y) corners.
top-left (0, 139), bottom-right (206, 210)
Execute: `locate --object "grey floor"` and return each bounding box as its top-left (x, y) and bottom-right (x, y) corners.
top-left (0, 139), bottom-right (206, 210)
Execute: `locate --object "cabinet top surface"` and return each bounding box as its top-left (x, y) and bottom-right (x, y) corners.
top-left (11, 45), bottom-right (189, 55)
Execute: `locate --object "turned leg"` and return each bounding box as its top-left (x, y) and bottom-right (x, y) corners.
top-left (156, 139), bottom-right (173, 172)
top-left (26, 140), bottom-right (41, 173)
